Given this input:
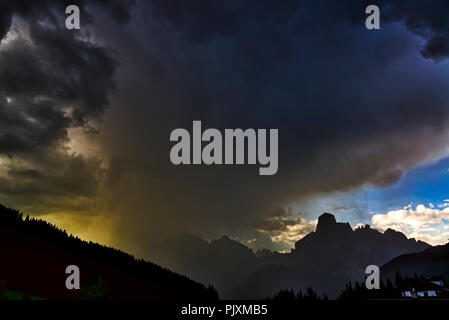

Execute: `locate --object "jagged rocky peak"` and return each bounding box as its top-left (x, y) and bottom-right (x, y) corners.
top-left (315, 212), bottom-right (352, 235)
top-left (354, 224), bottom-right (376, 232)
top-left (315, 212), bottom-right (341, 235)
top-left (316, 212), bottom-right (337, 233)
top-left (383, 228), bottom-right (408, 240)
top-left (212, 235), bottom-right (252, 251)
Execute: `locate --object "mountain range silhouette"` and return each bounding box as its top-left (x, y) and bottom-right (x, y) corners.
top-left (157, 212), bottom-right (430, 298)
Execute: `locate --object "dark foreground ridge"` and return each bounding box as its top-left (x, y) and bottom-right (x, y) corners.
top-left (0, 204), bottom-right (218, 300)
top-left (381, 241), bottom-right (449, 281)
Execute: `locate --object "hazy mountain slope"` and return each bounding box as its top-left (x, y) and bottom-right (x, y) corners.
top-left (157, 235), bottom-right (262, 297)
top-left (381, 242), bottom-right (449, 281)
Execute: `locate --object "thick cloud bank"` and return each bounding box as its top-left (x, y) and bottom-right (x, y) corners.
top-left (2, 1), bottom-right (449, 255)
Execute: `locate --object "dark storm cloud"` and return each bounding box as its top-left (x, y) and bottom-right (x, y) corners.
top-left (149, 0), bottom-right (449, 61)
top-left (336, 0), bottom-right (449, 62)
top-left (0, 1), bottom-right (133, 215)
top-left (81, 0), bottom-right (449, 255)
top-left (0, 23), bottom-right (117, 153)
top-left (380, 0), bottom-right (449, 61)
top-left (4, 156), bottom-right (102, 198)
top-left (4, 0), bottom-right (449, 254)
top-left (0, 0), bottom-right (135, 154)
top-left (149, 0), bottom-right (301, 43)
top-left (0, 0), bottom-right (135, 39)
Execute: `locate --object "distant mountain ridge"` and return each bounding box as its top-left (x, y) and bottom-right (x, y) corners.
top-left (157, 212), bottom-right (430, 298)
top-left (157, 234), bottom-right (260, 297)
top-left (0, 204), bottom-right (218, 300)
top-left (232, 213), bottom-right (429, 298)
top-left (381, 242), bottom-right (449, 281)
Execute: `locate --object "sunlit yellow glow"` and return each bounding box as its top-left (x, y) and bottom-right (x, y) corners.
top-left (39, 211), bottom-right (118, 248)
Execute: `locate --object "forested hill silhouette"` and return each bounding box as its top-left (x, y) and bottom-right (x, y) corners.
top-left (0, 204), bottom-right (218, 300)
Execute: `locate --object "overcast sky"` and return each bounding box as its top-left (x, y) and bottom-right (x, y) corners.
top-left (1, 0), bottom-right (449, 258)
